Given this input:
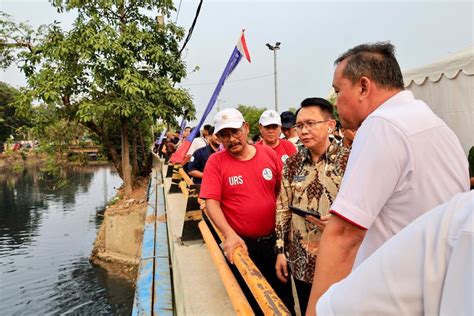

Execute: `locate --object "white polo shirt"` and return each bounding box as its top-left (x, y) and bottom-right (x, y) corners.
top-left (331, 90), bottom-right (469, 266)
top-left (317, 191), bottom-right (474, 316)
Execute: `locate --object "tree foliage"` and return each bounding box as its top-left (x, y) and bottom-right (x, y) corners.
top-left (1, 1), bottom-right (195, 195)
top-left (0, 82), bottom-right (32, 143)
top-left (236, 104), bottom-right (267, 139)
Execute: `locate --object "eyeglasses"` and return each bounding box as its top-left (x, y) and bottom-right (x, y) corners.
top-left (294, 120), bottom-right (330, 132)
top-left (217, 126), bottom-right (244, 140)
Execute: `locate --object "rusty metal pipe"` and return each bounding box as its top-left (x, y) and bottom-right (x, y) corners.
top-left (202, 209), bottom-right (290, 316)
top-left (198, 221), bottom-right (255, 316)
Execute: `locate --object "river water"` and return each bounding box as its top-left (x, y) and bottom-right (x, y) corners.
top-left (0, 165), bottom-right (135, 315)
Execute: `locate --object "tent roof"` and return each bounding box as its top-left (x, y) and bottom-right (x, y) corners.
top-left (403, 46), bottom-right (474, 87)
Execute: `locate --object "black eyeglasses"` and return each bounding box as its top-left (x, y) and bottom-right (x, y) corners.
top-left (294, 120), bottom-right (330, 132)
top-left (217, 125), bottom-right (244, 140)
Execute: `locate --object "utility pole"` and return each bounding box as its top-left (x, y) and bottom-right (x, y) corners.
top-left (266, 42), bottom-right (281, 112)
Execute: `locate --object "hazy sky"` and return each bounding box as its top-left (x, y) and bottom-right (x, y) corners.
top-left (1, 0), bottom-right (473, 124)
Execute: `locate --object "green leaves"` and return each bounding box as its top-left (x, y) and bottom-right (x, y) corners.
top-left (3, 1), bottom-right (195, 185)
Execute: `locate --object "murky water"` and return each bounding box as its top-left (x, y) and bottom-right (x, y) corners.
top-left (0, 165), bottom-right (135, 315)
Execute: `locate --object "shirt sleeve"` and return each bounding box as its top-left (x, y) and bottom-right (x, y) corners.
top-left (187, 150), bottom-right (202, 172)
top-left (275, 162), bottom-right (293, 253)
top-left (331, 117), bottom-right (411, 229)
top-left (199, 154), bottom-right (222, 201)
top-left (317, 192), bottom-right (472, 316)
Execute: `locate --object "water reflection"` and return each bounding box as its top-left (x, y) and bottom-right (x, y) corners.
top-left (0, 165), bottom-right (133, 315)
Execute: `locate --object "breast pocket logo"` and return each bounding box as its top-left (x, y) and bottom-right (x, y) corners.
top-left (262, 168), bottom-right (273, 181)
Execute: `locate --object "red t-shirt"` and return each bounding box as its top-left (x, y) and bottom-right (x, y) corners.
top-left (200, 145), bottom-right (282, 238)
top-left (257, 138), bottom-right (297, 164)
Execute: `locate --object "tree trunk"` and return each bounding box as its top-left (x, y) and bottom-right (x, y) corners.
top-left (131, 130), bottom-right (139, 180)
top-left (138, 129), bottom-right (148, 168)
top-left (83, 121), bottom-right (123, 178)
top-left (121, 116), bottom-right (132, 196)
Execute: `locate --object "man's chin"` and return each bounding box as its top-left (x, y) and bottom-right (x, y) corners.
top-left (228, 144), bottom-right (243, 154)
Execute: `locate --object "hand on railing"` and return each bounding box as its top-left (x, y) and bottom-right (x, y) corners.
top-left (198, 198), bottom-right (206, 210)
top-left (223, 233), bottom-right (248, 264)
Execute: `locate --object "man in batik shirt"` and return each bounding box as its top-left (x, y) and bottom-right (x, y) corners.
top-left (275, 97), bottom-right (350, 316)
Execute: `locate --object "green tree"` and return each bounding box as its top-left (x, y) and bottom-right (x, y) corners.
top-left (1, 2), bottom-right (194, 195)
top-left (236, 104), bottom-right (266, 139)
top-left (0, 82), bottom-right (32, 145)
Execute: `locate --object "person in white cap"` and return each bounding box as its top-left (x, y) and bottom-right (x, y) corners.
top-left (200, 108), bottom-right (296, 314)
top-left (257, 109), bottom-right (297, 164)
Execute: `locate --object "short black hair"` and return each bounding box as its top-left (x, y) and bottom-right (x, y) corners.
top-left (335, 42), bottom-right (404, 90)
top-left (295, 97), bottom-right (334, 119)
top-left (208, 126), bottom-right (215, 135)
top-left (190, 127), bottom-right (201, 137)
top-left (203, 124), bottom-right (212, 131)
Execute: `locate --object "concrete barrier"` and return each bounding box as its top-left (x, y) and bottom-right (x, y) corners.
top-left (132, 169), bottom-right (173, 315)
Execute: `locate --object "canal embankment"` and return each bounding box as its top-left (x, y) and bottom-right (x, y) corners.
top-left (0, 151), bottom-right (46, 172)
top-left (90, 179), bottom-right (148, 282)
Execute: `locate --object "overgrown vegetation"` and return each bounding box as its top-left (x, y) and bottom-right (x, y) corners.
top-left (1, 1), bottom-right (195, 196)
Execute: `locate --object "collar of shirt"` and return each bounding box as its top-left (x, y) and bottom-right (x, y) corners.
top-left (300, 141), bottom-right (339, 165)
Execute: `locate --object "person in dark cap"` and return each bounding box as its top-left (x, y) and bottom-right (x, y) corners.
top-left (280, 111), bottom-right (299, 147)
top-left (188, 126), bottom-right (220, 184)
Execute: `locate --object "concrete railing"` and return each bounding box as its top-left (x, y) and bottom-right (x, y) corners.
top-left (132, 167), bottom-right (173, 316)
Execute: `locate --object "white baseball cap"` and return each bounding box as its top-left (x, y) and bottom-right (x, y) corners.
top-left (259, 109), bottom-right (282, 126)
top-left (214, 108), bottom-right (245, 134)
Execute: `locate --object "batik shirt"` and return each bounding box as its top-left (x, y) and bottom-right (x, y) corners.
top-left (275, 142), bottom-right (350, 283)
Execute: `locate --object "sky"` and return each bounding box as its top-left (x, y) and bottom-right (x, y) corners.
top-left (1, 0), bottom-right (473, 125)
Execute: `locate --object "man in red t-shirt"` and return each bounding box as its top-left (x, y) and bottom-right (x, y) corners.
top-left (257, 109), bottom-right (297, 165)
top-left (200, 108), bottom-right (295, 314)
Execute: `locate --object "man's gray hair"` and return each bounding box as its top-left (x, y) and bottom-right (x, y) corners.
top-left (335, 42), bottom-right (404, 90)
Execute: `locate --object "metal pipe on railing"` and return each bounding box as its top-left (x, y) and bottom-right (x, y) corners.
top-left (202, 209), bottom-right (291, 316)
top-left (198, 221), bottom-right (255, 316)
top-left (179, 168), bottom-right (290, 315)
top-left (178, 168), bottom-right (193, 186)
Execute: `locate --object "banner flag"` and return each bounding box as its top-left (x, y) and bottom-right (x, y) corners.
top-left (155, 129), bottom-right (167, 146)
top-left (170, 30), bottom-right (251, 164)
top-left (178, 118), bottom-right (187, 137)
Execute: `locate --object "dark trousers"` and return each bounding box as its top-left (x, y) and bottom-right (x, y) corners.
top-left (293, 278), bottom-right (312, 316)
top-left (229, 234), bottom-right (296, 315)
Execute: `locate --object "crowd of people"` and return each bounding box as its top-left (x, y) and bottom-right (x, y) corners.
top-left (157, 42), bottom-right (472, 315)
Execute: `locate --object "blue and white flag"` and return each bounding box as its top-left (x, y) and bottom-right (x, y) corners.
top-left (155, 129), bottom-right (167, 145)
top-left (178, 118), bottom-right (187, 137)
top-left (170, 30), bottom-right (251, 164)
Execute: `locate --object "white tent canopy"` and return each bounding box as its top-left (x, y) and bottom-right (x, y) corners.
top-left (403, 46), bottom-right (474, 155)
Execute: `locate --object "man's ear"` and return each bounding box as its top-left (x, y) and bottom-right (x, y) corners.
top-left (245, 122), bottom-right (251, 131)
top-left (359, 76), bottom-right (370, 99)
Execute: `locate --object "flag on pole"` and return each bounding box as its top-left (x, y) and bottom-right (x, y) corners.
top-left (170, 30), bottom-right (251, 164)
top-left (178, 118), bottom-right (187, 137)
top-left (155, 129), bottom-right (167, 146)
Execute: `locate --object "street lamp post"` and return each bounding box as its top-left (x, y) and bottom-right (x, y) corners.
top-left (266, 42), bottom-right (281, 112)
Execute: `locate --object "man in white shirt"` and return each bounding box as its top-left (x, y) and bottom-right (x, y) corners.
top-left (306, 42), bottom-right (469, 315)
top-left (316, 191), bottom-right (473, 316)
